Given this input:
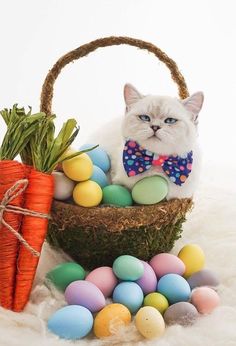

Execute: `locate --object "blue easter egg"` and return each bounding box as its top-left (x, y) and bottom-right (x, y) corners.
top-left (48, 305), bottom-right (93, 340)
top-left (80, 144), bottom-right (110, 172)
top-left (90, 165), bottom-right (109, 188)
top-left (113, 282), bottom-right (144, 313)
top-left (157, 274), bottom-right (191, 304)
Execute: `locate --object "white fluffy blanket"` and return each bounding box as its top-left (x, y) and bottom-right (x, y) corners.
top-left (0, 161), bottom-right (236, 346)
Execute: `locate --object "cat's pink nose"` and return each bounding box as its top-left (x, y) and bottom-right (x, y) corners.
top-left (151, 125), bottom-right (161, 132)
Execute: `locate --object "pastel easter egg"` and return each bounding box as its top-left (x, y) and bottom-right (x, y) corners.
top-left (164, 302), bottom-right (199, 326)
top-left (102, 185), bottom-right (133, 207)
top-left (73, 180), bottom-right (102, 207)
top-left (144, 292), bottom-right (169, 314)
top-left (52, 171), bottom-right (75, 200)
top-left (135, 261), bottom-right (157, 295)
top-left (191, 287), bottom-right (220, 314)
top-left (187, 269), bottom-right (220, 289)
top-left (149, 253), bottom-right (185, 278)
top-left (80, 143), bottom-right (110, 172)
top-left (48, 305), bottom-right (93, 340)
top-left (178, 244), bottom-right (205, 278)
top-left (135, 306), bottom-right (165, 339)
top-left (62, 153), bottom-right (93, 181)
top-left (157, 274), bottom-right (191, 304)
top-left (113, 255), bottom-right (144, 281)
top-left (65, 280), bottom-right (106, 312)
top-left (85, 266), bottom-right (118, 298)
top-left (90, 165), bottom-right (109, 188)
top-left (94, 303), bottom-right (131, 338)
top-left (113, 282), bottom-right (144, 313)
top-left (131, 176), bottom-right (168, 205)
top-left (46, 262), bottom-right (85, 291)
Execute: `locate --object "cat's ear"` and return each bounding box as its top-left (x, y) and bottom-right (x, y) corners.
top-left (182, 92), bottom-right (204, 124)
top-left (124, 83), bottom-right (142, 107)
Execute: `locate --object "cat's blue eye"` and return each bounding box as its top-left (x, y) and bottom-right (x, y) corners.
top-left (164, 117), bottom-right (178, 124)
top-left (139, 115), bottom-right (151, 122)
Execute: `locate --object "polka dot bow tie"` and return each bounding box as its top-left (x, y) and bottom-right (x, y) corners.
top-left (123, 140), bottom-right (193, 186)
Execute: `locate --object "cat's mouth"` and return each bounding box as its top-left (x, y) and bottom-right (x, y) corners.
top-left (148, 133), bottom-right (161, 141)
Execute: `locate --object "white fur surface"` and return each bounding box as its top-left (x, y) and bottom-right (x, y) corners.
top-left (0, 160), bottom-right (236, 346)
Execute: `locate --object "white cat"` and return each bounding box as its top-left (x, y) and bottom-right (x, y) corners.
top-left (92, 84), bottom-right (204, 200)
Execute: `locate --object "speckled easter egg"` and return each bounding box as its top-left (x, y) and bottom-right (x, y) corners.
top-left (52, 171), bottom-right (75, 200)
top-left (113, 282), bottom-right (144, 313)
top-left (135, 306), bottom-right (165, 339)
top-left (131, 176), bottom-right (168, 205)
top-left (65, 280), bottom-right (106, 312)
top-left (48, 305), bottom-right (93, 340)
top-left (73, 180), bottom-right (102, 207)
top-left (191, 287), bottom-right (220, 314)
top-left (85, 266), bottom-right (118, 298)
top-left (90, 165), bottom-right (109, 188)
top-left (187, 269), bottom-right (219, 289)
top-left (135, 261), bottom-right (158, 295)
top-left (113, 255), bottom-right (144, 281)
top-left (46, 262), bottom-right (85, 291)
top-left (149, 253), bottom-right (185, 278)
top-left (157, 274), bottom-right (191, 304)
top-left (178, 244), bottom-right (205, 278)
top-left (164, 302), bottom-right (199, 326)
top-left (94, 303), bottom-right (131, 338)
top-left (62, 153), bottom-right (93, 181)
top-left (80, 144), bottom-right (110, 172)
top-left (102, 185), bottom-right (133, 207)
top-left (144, 292), bottom-right (169, 314)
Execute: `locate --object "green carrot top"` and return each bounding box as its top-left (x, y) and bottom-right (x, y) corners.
top-left (0, 105), bottom-right (44, 161)
top-left (1, 104), bottom-right (97, 173)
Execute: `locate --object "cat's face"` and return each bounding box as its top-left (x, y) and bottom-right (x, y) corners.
top-left (122, 84), bottom-right (204, 155)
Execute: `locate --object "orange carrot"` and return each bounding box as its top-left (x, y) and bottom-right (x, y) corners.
top-left (13, 168), bottom-right (54, 312)
top-left (0, 160), bottom-right (26, 309)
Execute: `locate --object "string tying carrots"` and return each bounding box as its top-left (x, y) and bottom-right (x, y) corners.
top-left (0, 178), bottom-right (51, 257)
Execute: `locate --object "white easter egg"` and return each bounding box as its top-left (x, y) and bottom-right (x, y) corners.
top-left (52, 171), bottom-right (75, 200)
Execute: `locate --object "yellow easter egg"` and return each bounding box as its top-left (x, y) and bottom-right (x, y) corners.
top-left (94, 303), bottom-right (131, 338)
top-left (73, 180), bottom-right (102, 207)
top-left (178, 244), bottom-right (205, 278)
top-left (62, 153), bottom-right (93, 181)
top-left (135, 306), bottom-right (165, 339)
top-left (144, 292), bottom-right (169, 314)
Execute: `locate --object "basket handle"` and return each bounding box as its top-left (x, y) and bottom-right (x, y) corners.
top-left (40, 36), bottom-right (189, 115)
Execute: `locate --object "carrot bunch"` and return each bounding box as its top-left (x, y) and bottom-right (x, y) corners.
top-left (1, 106), bottom-right (86, 312)
top-left (0, 106), bottom-right (44, 309)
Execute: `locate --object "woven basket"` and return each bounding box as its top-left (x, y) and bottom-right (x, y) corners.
top-left (40, 36), bottom-right (193, 269)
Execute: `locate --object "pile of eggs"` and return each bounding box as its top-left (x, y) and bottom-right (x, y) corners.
top-left (53, 144), bottom-right (169, 207)
top-left (47, 244), bottom-right (220, 340)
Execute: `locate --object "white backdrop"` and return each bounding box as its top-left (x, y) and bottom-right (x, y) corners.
top-left (0, 0), bottom-right (236, 166)
top-left (1, 2), bottom-right (236, 346)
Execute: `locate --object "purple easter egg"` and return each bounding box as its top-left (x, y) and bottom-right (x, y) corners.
top-left (65, 280), bottom-right (106, 312)
top-left (135, 261), bottom-right (157, 294)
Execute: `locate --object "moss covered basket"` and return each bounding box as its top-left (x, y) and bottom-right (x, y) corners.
top-left (41, 36), bottom-right (193, 269)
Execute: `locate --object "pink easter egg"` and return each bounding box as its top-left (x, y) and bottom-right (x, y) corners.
top-left (135, 261), bottom-right (158, 294)
top-left (85, 266), bottom-right (118, 298)
top-left (149, 253), bottom-right (185, 278)
top-left (65, 280), bottom-right (106, 312)
top-left (191, 287), bottom-right (220, 314)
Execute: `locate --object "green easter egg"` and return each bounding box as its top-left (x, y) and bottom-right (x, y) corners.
top-left (46, 262), bottom-right (85, 291)
top-left (102, 185), bottom-right (133, 207)
top-left (132, 176), bottom-right (168, 205)
top-left (144, 292), bottom-right (169, 314)
top-left (113, 255), bottom-right (144, 281)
